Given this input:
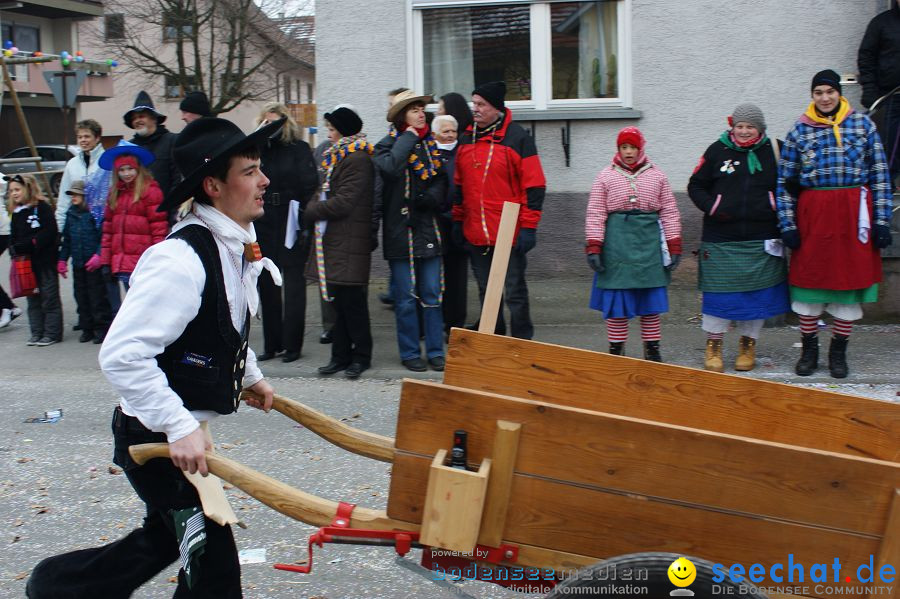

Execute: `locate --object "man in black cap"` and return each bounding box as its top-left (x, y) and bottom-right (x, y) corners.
top-left (181, 90), bottom-right (213, 124)
top-left (124, 90), bottom-right (182, 208)
top-left (452, 81), bottom-right (546, 339)
top-left (26, 116), bottom-right (284, 598)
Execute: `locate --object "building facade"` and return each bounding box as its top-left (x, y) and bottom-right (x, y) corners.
top-left (1, 0), bottom-right (113, 154)
top-left (76, 1), bottom-right (315, 140)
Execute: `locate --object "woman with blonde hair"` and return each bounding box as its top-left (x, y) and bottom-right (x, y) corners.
top-left (98, 141), bottom-right (167, 294)
top-left (253, 102), bottom-right (319, 362)
top-left (6, 174), bottom-right (62, 345)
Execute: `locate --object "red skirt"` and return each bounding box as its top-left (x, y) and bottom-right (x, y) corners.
top-left (788, 187), bottom-right (882, 290)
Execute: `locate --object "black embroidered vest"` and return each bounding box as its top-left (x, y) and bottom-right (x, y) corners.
top-left (155, 225), bottom-right (249, 414)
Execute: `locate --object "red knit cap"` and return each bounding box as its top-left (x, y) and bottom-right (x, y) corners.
top-left (616, 126), bottom-right (645, 149)
top-left (113, 154), bottom-right (139, 170)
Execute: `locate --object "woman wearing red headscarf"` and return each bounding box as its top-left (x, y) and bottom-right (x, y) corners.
top-left (585, 127), bottom-right (682, 361)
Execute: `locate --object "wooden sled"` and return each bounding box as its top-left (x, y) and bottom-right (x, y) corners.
top-left (130, 204), bottom-right (900, 598)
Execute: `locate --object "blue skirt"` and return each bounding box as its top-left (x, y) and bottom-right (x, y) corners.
top-left (702, 281), bottom-right (790, 321)
top-left (589, 275), bottom-right (669, 319)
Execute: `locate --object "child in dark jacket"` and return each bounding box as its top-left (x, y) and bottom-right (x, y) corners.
top-left (7, 174), bottom-right (62, 345)
top-left (58, 180), bottom-right (111, 343)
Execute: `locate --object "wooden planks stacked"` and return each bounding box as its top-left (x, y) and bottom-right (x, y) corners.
top-left (385, 330), bottom-right (900, 599)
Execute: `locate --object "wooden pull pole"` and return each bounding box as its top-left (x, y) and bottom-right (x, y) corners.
top-left (478, 201), bottom-right (520, 335)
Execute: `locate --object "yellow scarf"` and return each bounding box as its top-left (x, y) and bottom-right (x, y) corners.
top-left (803, 97), bottom-right (852, 147)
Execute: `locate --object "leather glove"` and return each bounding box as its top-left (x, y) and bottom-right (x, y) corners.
top-left (84, 254), bottom-right (102, 272)
top-left (781, 229), bottom-right (801, 250)
top-left (515, 228), bottom-right (537, 254)
top-left (451, 222), bottom-right (465, 249)
top-left (861, 87), bottom-right (877, 110)
top-left (666, 254), bottom-right (681, 272)
top-left (586, 253), bottom-right (604, 273)
top-left (101, 265), bottom-right (113, 283)
top-left (874, 224), bottom-right (893, 249)
top-left (57, 260), bottom-right (68, 278)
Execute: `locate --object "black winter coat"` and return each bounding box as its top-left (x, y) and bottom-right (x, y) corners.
top-left (687, 138), bottom-right (781, 243)
top-left (303, 151), bottom-right (374, 286)
top-left (130, 126), bottom-right (181, 201)
top-left (373, 130), bottom-right (448, 261)
top-left (858, 3), bottom-right (900, 107)
top-left (59, 205), bottom-right (101, 268)
top-left (11, 201), bottom-right (58, 268)
top-left (256, 138), bottom-right (319, 267)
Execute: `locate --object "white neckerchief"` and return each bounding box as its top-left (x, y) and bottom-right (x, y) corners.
top-left (436, 140), bottom-right (458, 151)
top-left (184, 202), bottom-right (282, 317)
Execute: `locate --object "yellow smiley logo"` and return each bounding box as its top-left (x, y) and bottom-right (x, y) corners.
top-left (668, 557), bottom-right (697, 588)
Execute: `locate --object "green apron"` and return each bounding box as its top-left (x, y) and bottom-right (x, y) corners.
top-left (698, 241), bottom-right (787, 293)
top-left (596, 211), bottom-right (669, 290)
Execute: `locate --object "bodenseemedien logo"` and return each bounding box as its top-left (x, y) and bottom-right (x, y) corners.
top-left (668, 557), bottom-right (697, 596)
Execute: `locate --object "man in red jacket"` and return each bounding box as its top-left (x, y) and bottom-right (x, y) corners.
top-left (452, 81), bottom-right (546, 339)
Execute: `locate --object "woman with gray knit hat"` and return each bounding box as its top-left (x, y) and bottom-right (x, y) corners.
top-left (687, 103), bottom-right (790, 372)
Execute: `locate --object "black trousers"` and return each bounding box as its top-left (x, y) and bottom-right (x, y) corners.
top-left (72, 266), bottom-right (112, 335)
top-left (258, 265), bottom-right (308, 354)
top-left (442, 248), bottom-right (469, 332)
top-left (26, 408), bottom-right (242, 599)
top-left (26, 263), bottom-right (63, 341)
top-left (468, 245), bottom-right (533, 340)
top-left (328, 283), bottom-right (372, 366)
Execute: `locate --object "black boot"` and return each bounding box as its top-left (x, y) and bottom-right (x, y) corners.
top-left (828, 334), bottom-right (849, 379)
top-left (643, 340), bottom-right (661, 362)
top-left (609, 342), bottom-right (625, 356)
top-left (795, 333), bottom-right (819, 376)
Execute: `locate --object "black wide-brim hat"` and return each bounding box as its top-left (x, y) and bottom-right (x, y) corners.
top-left (124, 90), bottom-right (167, 128)
top-left (158, 116), bottom-right (285, 213)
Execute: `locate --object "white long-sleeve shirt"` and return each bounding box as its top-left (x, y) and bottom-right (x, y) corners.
top-left (99, 215), bottom-right (263, 443)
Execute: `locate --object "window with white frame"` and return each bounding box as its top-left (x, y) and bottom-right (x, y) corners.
top-left (411, 0), bottom-right (629, 109)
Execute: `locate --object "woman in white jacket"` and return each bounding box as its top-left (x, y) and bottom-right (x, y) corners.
top-left (0, 183), bottom-right (21, 327)
top-left (55, 119), bottom-right (106, 231)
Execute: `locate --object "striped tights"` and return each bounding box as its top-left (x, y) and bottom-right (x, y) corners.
top-left (798, 315), bottom-right (852, 337)
top-left (606, 314), bottom-right (661, 343)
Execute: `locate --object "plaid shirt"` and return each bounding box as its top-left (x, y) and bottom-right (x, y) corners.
top-left (776, 112), bottom-right (893, 230)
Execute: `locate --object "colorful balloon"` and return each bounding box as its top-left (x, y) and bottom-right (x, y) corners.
top-left (61, 58), bottom-right (70, 66)
top-left (60, 50), bottom-right (69, 58)
top-left (33, 51), bottom-right (42, 57)
top-left (75, 56), bottom-right (84, 63)
top-left (75, 50), bottom-right (83, 56)
top-left (3, 40), bottom-right (11, 49)
top-left (2, 49), bottom-right (10, 57)
top-left (111, 60), bottom-right (118, 67)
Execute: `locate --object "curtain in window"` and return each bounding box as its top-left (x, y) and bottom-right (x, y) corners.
top-left (423, 10), bottom-right (475, 97)
top-left (578, 2), bottom-right (617, 98)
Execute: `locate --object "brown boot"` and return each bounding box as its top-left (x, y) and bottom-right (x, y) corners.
top-left (734, 336), bottom-right (756, 371)
top-left (704, 338), bottom-right (723, 372)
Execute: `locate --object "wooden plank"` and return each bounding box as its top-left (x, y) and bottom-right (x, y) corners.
top-left (420, 450), bottom-right (491, 552)
top-left (478, 420), bottom-right (522, 547)
top-left (444, 329), bottom-right (900, 462)
top-left (872, 489), bottom-right (900, 598)
top-left (478, 201), bottom-right (520, 334)
top-left (389, 453), bottom-right (874, 599)
top-left (391, 380), bottom-right (900, 536)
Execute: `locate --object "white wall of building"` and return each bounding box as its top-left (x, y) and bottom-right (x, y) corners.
top-left (317, 0), bottom-right (885, 192)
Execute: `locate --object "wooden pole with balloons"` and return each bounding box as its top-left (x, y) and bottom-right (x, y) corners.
top-left (1, 41), bottom-right (118, 197)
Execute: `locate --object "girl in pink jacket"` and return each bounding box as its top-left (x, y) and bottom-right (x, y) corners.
top-left (584, 127), bottom-right (682, 362)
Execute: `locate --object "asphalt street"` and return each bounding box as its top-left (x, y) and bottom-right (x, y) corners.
top-left (0, 266), bottom-right (897, 599)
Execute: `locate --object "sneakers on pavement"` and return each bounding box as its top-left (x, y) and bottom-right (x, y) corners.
top-left (35, 337), bottom-right (58, 347)
top-left (27, 335), bottom-right (41, 346)
top-left (0, 309), bottom-right (11, 328)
